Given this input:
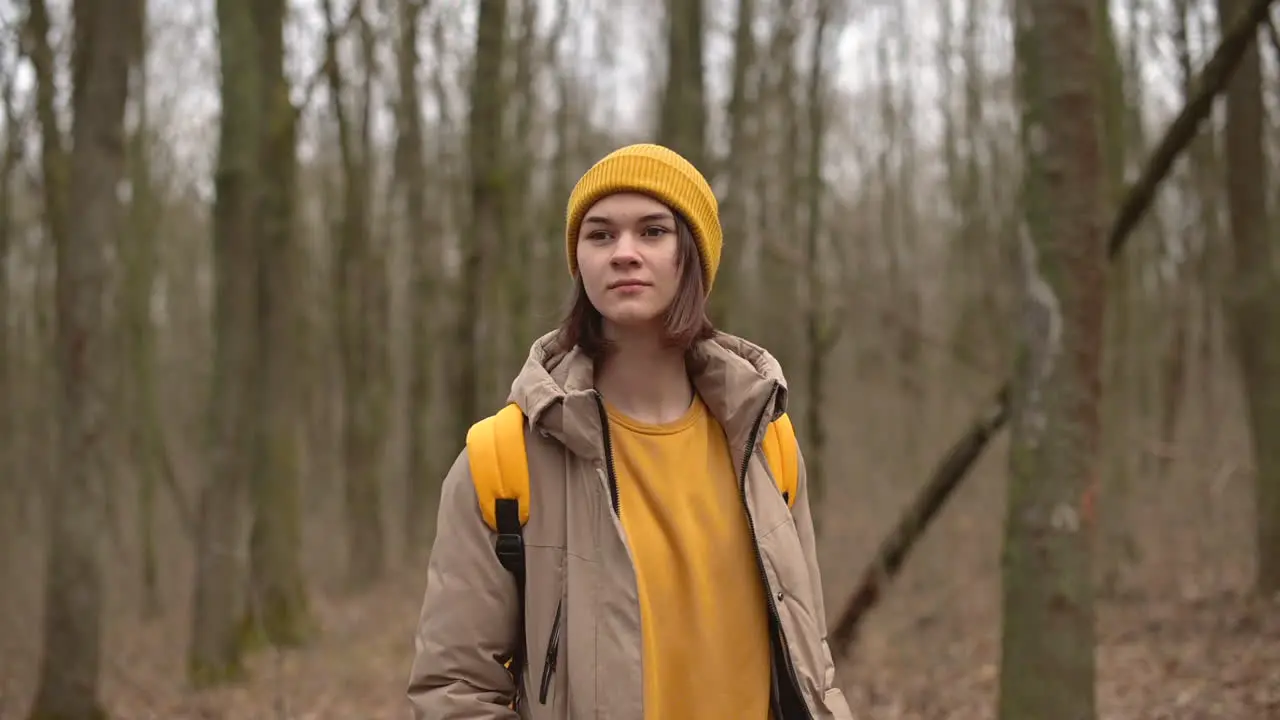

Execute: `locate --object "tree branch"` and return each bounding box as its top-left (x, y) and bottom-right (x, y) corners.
top-left (293, 0), bottom-right (362, 119)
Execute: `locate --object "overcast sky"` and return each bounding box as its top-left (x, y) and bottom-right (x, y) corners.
top-left (0, 0), bottom-right (1224, 200)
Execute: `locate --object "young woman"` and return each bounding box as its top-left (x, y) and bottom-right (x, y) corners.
top-left (407, 143), bottom-right (853, 720)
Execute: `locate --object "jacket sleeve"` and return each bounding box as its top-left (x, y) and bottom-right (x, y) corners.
top-left (790, 446), bottom-right (853, 716)
top-left (407, 449), bottom-right (521, 720)
top-left (789, 449), bottom-right (828, 637)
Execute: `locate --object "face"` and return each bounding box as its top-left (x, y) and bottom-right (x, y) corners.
top-left (576, 192), bottom-right (682, 334)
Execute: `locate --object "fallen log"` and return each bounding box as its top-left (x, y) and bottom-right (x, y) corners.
top-left (829, 0), bottom-right (1279, 661)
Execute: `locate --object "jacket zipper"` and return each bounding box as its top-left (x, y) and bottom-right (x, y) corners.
top-left (592, 391), bottom-right (621, 516)
top-left (538, 596), bottom-right (564, 704)
top-left (739, 383), bottom-right (814, 720)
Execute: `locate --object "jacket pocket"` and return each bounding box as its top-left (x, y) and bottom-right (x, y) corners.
top-left (538, 596), bottom-right (563, 705)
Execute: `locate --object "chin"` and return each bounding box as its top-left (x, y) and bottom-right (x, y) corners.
top-left (602, 310), bottom-right (664, 328)
top-left (599, 303), bottom-right (665, 329)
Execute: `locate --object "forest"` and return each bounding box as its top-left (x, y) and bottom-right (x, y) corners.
top-left (0, 0), bottom-right (1277, 718)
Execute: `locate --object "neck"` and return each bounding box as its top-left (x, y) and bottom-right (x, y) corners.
top-left (595, 326), bottom-right (693, 425)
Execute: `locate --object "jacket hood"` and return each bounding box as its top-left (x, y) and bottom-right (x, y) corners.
top-left (506, 329), bottom-right (790, 461)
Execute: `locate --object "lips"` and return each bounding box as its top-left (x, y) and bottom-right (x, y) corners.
top-left (607, 280), bottom-right (650, 290)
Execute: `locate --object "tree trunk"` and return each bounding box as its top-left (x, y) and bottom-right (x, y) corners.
top-left (24, 0), bottom-right (68, 543)
top-left (708, 0), bottom-right (755, 329)
top-left (755, 6), bottom-right (800, 369)
top-left (190, 0), bottom-right (261, 686)
top-left (998, 0), bottom-right (1107, 718)
top-left (397, 0), bottom-right (436, 558)
top-left (452, 0), bottom-right (506, 452)
top-left (1093, 0), bottom-right (1137, 596)
top-left (658, 0), bottom-right (707, 171)
top-left (122, 16), bottom-right (166, 620)
top-left (1216, 0), bottom-right (1280, 594)
top-left (802, 3), bottom-right (833, 530)
top-left (27, 0), bottom-right (134, 716)
top-left (501, 0), bottom-right (536, 383)
top-left (0, 57), bottom-right (21, 534)
top-left (324, 0), bottom-right (389, 591)
top-left (245, 0), bottom-right (312, 644)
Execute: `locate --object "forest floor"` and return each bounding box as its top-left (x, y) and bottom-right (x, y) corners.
top-left (3, 570), bottom-right (1278, 720)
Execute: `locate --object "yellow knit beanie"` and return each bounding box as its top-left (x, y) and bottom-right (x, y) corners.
top-left (564, 143), bottom-right (722, 294)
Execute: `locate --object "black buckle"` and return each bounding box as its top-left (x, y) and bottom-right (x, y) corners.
top-left (495, 533), bottom-right (524, 571)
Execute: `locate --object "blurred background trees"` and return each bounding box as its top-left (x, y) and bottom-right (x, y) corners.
top-left (0, 0), bottom-right (1277, 718)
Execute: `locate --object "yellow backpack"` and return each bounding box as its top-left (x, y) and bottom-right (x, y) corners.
top-left (464, 402), bottom-right (800, 702)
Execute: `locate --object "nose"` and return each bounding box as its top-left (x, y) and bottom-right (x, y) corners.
top-left (609, 230), bottom-right (642, 267)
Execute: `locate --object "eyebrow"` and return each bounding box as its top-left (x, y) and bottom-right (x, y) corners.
top-left (583, 212), bottom-right (675, 225)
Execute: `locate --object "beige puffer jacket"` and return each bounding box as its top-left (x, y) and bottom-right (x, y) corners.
top-left (407, 330), bottom-right (855, 720)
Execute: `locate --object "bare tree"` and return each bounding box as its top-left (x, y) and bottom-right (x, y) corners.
top-left (190, 0), bottom-right (262, 685)
top-left (122, 0), bottom-right (175, 619)
top-left (997, 0), bottom-right (1109, 716)
top-left (708, 0), bottom-right (757, 328)
top-left (26, 0), bottom-right (135, 716)
top-left (0, 39), bottom-right (24, 534)
top-left (397, 0), bottom-right (436, 557)
top-left (1216, 0), bottom-right (1280, 594)
top-left (323, 0), bottom-right (391, 592)
top-left (452, 0), bottom-right (507, 452)
top-left (659, 0), bottom-right (707, 170)
top-left (246, 0), bottom-right (312, 644)
top-left (801, 1), bottom-right (837, 525)
top-left (1094, 0), bottom-right (1140, 596)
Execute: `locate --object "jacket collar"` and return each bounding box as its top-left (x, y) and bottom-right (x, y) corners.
top-left (507, 329), bottom-right (789, 461)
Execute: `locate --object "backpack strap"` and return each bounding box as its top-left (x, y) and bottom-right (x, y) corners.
top-left (762, 413), bottom-right (799, 508)
top-left (465, 402), bottom-right (531, 706)
top-left (466, 403), bottom-right (531, 531)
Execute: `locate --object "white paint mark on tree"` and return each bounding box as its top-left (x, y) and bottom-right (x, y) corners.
top-left (1017, 220), bottom-right (1063, 447)
top-left (1051, 502), bottom-right (1080, 533)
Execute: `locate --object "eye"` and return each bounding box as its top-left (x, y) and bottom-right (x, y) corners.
top-left (642, 225), bottom-right (672, 238)
top-left (585, 229), bottom-right (612, 242)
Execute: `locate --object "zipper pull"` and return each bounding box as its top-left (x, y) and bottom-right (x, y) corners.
top-left (538, 598), bottom-right (564, 704)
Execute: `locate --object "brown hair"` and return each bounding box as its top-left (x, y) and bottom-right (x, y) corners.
top-left (555, 212), bottom-right (715, 359)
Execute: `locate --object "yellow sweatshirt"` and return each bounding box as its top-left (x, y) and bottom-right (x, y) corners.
top-left (606, 393), bottom-right (772, 719)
